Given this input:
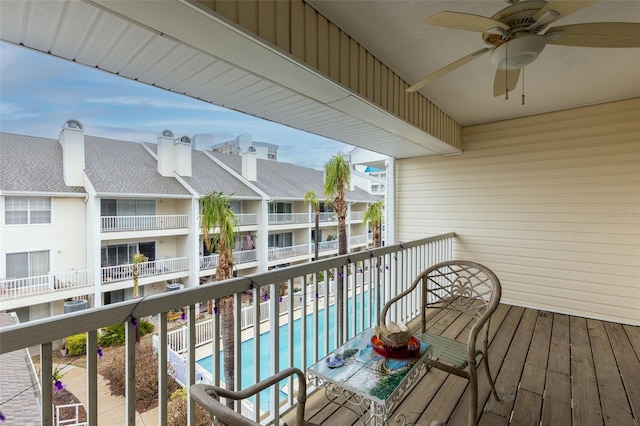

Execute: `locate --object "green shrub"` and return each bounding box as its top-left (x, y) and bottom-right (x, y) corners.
top-left (99, 319), bottom-right (155, 347)
top-left (66, 333), bottom-right (87, 355)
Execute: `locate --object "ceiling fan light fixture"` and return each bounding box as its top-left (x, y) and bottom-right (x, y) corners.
top-left (491, 34), bottom-right (546, 70)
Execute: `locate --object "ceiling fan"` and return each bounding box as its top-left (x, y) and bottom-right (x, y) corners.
top-left (406, 0), bottom-right (640, 101)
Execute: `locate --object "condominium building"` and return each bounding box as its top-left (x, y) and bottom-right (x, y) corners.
top-left (0, 120), bottom-right (380, 323)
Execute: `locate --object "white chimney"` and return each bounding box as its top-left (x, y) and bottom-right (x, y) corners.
top-left (157, 130), bottom-right (175, 177)
top-left (242, 147), bottom-right (257, 182)
top-left (175, 136), bottom-right (192, 177)
top-left (58, 120), bottom-right (85, 187)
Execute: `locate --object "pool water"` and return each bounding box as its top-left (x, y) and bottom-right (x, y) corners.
top-left (196, 291), bottom-right (374, 413)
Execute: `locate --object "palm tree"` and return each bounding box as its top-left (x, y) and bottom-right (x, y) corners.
top-left (132, 252), bottom-right (147, 299)
top-left (200, 191), bottom-right (238, 408)
top-left (304, 191), bottom-right (320, 261)
top-left (324, 153), bottom-right (351, 344)
top-left (362, 199), bottom-right (384, 248)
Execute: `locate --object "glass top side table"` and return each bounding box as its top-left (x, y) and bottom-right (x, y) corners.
top-left (308, 327), bottom-right (432, 425)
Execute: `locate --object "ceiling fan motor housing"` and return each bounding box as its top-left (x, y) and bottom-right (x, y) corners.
top-left (490, 34), bottom-right (546, 70)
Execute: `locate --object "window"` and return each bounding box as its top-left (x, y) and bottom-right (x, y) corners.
top-left (101, 242), bottom-right (155, 266)
top-left (101, 199), bottom-right (156, 216)
top-left (5, 196), bottom-right (51, 224)
top-left (268, 202), bottom-right (292, 214)
top-left (268, 232), bottom-right (293, 248)
top-left (6, 250), bottom-right (50, 278)
top-left (267, 146), bottom-right (277, 160)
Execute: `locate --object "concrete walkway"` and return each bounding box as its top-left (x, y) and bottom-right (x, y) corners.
top-left (61, 365), bottom-right (159, 425)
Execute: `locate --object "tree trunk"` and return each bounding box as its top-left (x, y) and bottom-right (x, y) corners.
top-left (220, 295), bottom-right (234, 409)
top-left (336, 204), bottom-right (347, 345)
top-left (314, 212), bottom-right (319, 260)
top-left (373, 224), bottom-right (381, 248)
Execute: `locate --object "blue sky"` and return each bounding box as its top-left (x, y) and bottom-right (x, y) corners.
top-left (0, 41), bottom-right (353, 170)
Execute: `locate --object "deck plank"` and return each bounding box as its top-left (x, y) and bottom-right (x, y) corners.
top-left (604, 321), bottom-right (640, 421)
top-left (478, 308), bottom-right (538, 424)
top-left (510, 388), bottom-right (542, 426)
top-left (448, 305), bottom-right (524, 425)
top-left (519, 310), bottom-right (553, 395)
top-left (622, 324), bottom-right (640, 360)
top-left (547, 313), bottom-right (570, 376)
top-left (587, 319), bottom-right (635, 426)
top-left (570, 316), bottom-right (604, 426)
top-left (540, 370), bottom-right (572, 426)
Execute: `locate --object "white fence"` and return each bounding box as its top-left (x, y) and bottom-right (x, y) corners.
top-left (101, 214), bottom-right (189, 232)
top-left (268, 244), bottom-right (310, 260)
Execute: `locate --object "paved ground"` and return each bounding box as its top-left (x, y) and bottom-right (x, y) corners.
top-left (62, 365), bottom-right (159, 425)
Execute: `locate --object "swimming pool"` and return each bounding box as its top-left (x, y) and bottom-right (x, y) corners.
top-left (196, 291), bottom-right (374, 413)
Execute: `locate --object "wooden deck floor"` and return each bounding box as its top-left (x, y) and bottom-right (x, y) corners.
top-left (292, 304), bottom-right (640, 426)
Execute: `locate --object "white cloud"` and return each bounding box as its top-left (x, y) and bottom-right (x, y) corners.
top-left (0, 101), bottom-right (36, 120)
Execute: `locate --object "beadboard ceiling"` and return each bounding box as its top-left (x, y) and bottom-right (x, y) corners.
top-left (1, 0), bottom-right (638, 158)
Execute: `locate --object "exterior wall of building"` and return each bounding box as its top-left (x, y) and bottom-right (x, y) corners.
top-left (396, 98), bottom-right (640, 325)
top-left (1, 196), bottom-right (87, 275)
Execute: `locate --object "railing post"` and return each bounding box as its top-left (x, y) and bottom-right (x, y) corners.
top-left (125, 321), bottom-right (136, 425)
top-left (41, 342), bottom-right (53, 425)
top-left (86, 330), bottom-right (98, 425)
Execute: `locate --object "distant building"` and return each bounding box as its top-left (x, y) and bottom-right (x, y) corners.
top-left (203, 133), bottom-right (279, 161)
top-left (0, 121), bottom-right (380, 322)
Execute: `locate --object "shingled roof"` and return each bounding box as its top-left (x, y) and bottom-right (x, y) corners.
top-left (0, 133), bottom-right (85, 194)
top-left (84, 137), bottom-right (191, 196)
top-left (209, 151), bottom-right (379, 202)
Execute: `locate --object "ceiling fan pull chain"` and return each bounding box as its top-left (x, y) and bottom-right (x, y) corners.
top-left (505, 41), bottom-right (509, 100)
top-left (522, 67), bottom-right (525, 105)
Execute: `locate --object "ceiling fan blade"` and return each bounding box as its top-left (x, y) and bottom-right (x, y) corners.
top-left (407, 48), bottom-right (490, 93)
top-left (533, 1), bottom-right (597, 23)
top-left (545, 22), bottom-right (640, 47)
top-left (424, 11), bottom-right (509, 33)
top-left (493, 68), bottom-right (521, 97)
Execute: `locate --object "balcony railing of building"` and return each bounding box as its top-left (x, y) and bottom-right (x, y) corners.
top-left (236, 213), bottom-right (258, 226)
top-left (349, 234), bottom-right (371, 245)
top-left (268, 213), bottom-right (309, 225)
top-left (102, 257), bottom-right (189, 284)
top-left (317, 240), bottom-right (338, 252)
top-left (268, 243), bottom-right (311, 260)
top-left (0, 269), bottom-right (94, 299)
top-left (0, 233), bottom-right (453, 425)
top-left (350, 211), bottom-right (365, 221)
top-left (100, 214), bottom-right (189, 232)
top-left (200, 250), bottom-right (258, 271)
top-left (318, 212), bottom-right (337, 222)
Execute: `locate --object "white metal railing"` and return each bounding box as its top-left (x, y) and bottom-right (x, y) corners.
top-left (1, 269), bottom-right (93, 299)
top-left (0, 234), bottom-right (454, 426)
top-left (200, 250), bottom-right (256, 271)
top-left (318, 212), bottom-right (337, 222)
top-left (236, 213), bottom-right (258, 226)
top-left (268, 213), bottom-right (309, 225)
top-left (101, 214), bottom-right (188, 232)
top-left (350, 211), bottom-right (365, 221)
top-left (101, 257), bottom-right (189, 283)
top-left (233, 250), bottom-right (257, 264)
top-left (268, 243), bottom-right (310, 260)
top-left (318, 240), bottom-right (339, 252)
top-left (200, 254), bottom-right (219, 270)
top-left (350, 234), bottom-right (370, 245)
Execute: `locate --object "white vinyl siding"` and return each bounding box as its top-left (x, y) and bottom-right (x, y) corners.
top-left (396, 98), bottom-right (640, 325)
